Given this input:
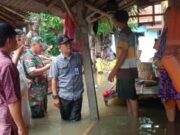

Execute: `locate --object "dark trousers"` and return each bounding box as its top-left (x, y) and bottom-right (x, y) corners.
top-left (59, 98), bottom-right (82, 121)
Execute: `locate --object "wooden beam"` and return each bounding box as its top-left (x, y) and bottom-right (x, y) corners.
top-left (0, 16), bottom-right (12, 23)
top-left (86, 1), bottom-right (108, 21)
top-left (76, 0), bottom-right (99, 121)
top-left (0, 16), bottom-right (17, 27)
top-left (68, 0), bottom-right (79, 9)
top-left (13, 0), bottom-right (23, 8)
top-left (0, 4), bottom-right (30, 22)
top-left (88, 11), bottom-right (113, 23)
top-left (88, 0), bottom-right (97, 3)
top-left (21, 0), bottom-right (33, 9)
top-left (85, 2), bottom-right (109, 17)
top-left (88, 14), bottom-right (103, 23)
top-left (49, 6), bottom-right (66, 18)
top-left (90, 0), bottom-right (103, 7)
top-left (120, 0), bottom-right (135, 10)
top-left (86, 12), bottom-right (97, 21)
top-left (86, 0), bottom-right (135, 22)
top-left (0, 11), bottom-right (23, 26)
top-left (119, 0), bottom-right (134, 7)
top-left (60, 0), bottom-right (78, 27)
top-left (87, 0), bottom-right (136, 23)
top-left (47, 0), bottom-right (57, 8)
top-left (152, 3), bottom-right (155, 23)
top-left (0, 11), bottom-right (17, 22)
top-left (130, 13), bottom-right (164, 18)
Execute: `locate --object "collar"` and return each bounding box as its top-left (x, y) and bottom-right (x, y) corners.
top-left (27, 49), bottom-right (37, 56)
top-left (0, 49), bottom-right (11, 58)
top-left (60, 53), bottom-right (73, 60)
top-left (121, 26), bottom-right (130, 32)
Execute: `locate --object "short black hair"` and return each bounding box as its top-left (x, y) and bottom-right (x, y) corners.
top-left (15, 29), bottom-right (25, 35)
top-left (114, 10), bottom-right (129, 24)
top-left (0, 22), bottom-right (16, 47)
top-left (15, 29), bottom-right (25, 41)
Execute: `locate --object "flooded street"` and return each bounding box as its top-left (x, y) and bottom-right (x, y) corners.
top-left (30, 73), bottom-right (180, 135)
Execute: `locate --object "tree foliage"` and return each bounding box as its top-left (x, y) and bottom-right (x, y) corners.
top-left (29, 13), bottom-right (64, 56)
top-left (96, 6), bottom-right (138, 35)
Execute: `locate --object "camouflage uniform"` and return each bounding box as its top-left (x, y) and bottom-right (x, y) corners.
top-left (22, 50), bottom-right (48, 118)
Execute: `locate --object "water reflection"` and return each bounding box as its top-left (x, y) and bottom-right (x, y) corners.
top-left (96, 73), bottom-right (105, 86)
top-left (92, 73), bottom-right (180, 135)
top-left (139, 117), bottom-right (162, 135)
top-left (95, 73), bottom-right (113, 88)
top-left (89, 116), bottom-right (175, 135)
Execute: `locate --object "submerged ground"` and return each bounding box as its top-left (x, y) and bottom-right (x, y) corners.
top-left (30, 73), bottom-right (180, 135)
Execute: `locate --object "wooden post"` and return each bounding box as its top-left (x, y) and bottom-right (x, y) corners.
top-left (76, 0), bottom-right (99, 120)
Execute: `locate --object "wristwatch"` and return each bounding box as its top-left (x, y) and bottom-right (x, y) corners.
top-left (52, 95), bottom-right (59, 99)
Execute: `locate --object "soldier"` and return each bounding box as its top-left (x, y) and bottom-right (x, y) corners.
top-left (22, 36), bottom-right (50, 118)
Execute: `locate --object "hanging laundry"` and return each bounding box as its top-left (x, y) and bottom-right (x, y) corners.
top-left (63, 12), bottom-right (81, 52)
top-left (63, 12), bottom-right (75, 39)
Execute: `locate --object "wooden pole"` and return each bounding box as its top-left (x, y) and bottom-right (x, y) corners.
top-left (76, 0), bottom-right (99, 120)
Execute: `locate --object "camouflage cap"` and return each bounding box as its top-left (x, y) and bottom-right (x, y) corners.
top-left (31, 36), bottom-right (43, 43)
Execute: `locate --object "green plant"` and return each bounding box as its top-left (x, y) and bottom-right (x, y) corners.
top-left (29, 13), bottom-right (64, 56)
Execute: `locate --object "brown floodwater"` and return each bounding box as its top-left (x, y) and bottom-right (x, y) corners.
top-left (30, 73), bottom-right (180, 135)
